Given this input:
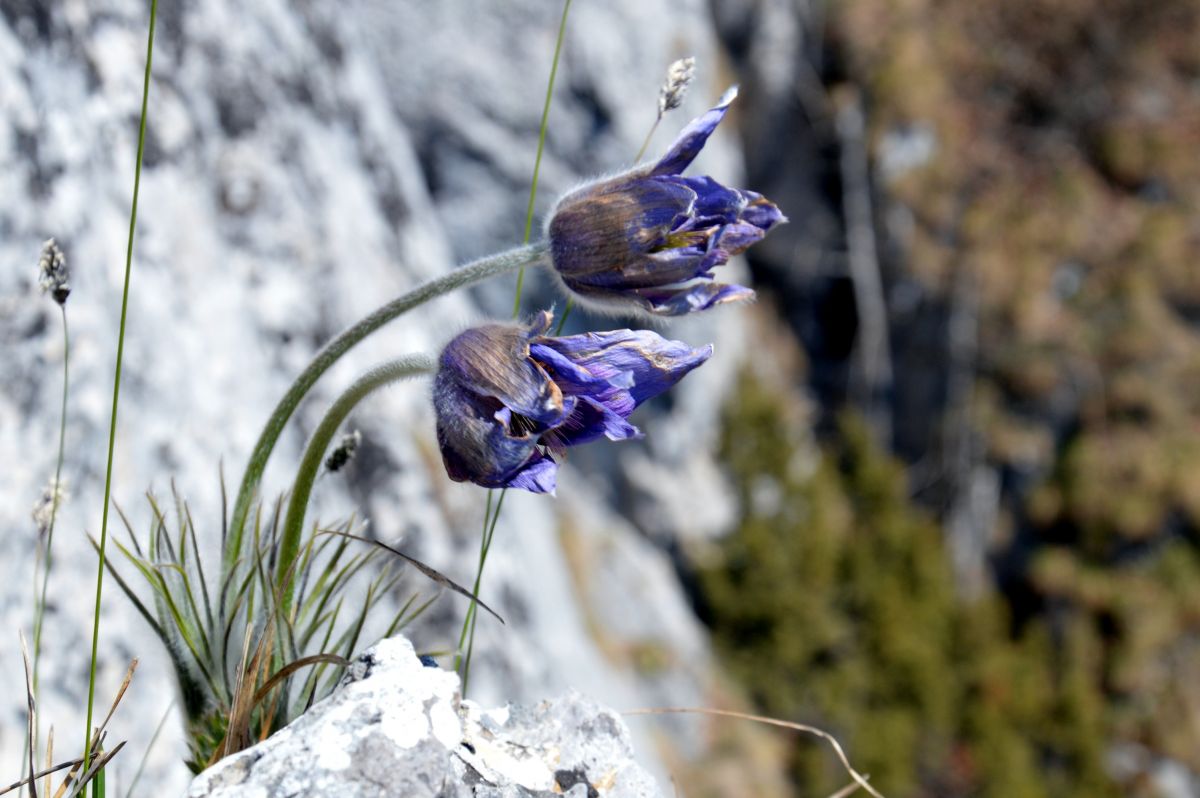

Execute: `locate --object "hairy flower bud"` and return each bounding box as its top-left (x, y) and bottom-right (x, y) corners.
top-left (547, 87), bottom-right (785, 316)
top-left (433, 311), bottom-right (711, 493)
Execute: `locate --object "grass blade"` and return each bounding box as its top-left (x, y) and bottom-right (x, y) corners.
top-left (321, 530), bottom-right (504, 624)
top-left (20, 631), bottom-right (39, 798)
top-left (60, 742), bottom-right (125, 798)
top-left (0, 758), bottom-right (79, 797)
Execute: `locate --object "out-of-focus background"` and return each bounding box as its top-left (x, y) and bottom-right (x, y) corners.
top-left (2, 0), bottom-right (1199, 795)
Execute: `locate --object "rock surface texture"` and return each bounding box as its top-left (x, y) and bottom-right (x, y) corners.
top-left (187, 637), bottom-right (659, 798)
top-left (0, 0), bottom-right (757, 793)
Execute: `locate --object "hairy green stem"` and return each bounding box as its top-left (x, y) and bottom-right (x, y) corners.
top-left (276, 355), bottom-right (435, 612)
top-left (84, 0), bottom-right (157, 790)
top-left (228, 242), bottom-right (548, 573)
top-left (512, 0), bottom-right (572, 316)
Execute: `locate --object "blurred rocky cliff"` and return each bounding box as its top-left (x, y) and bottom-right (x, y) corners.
top-left (5, 0), bottom-right (1200, 795)
top-left (0, 0), bottom-right (787, 793)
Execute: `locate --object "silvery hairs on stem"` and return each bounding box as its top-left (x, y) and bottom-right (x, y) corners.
top-left (38, 238), bottom-right (70, 305)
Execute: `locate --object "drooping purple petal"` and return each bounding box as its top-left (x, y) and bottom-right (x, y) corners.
top-left (672, 175), bottom-right (746, 225)
top-left (639, 282), bottom-right (756, 316)
top-left (502, 452), bottom-right (558, 494)
top-left (709, 222), bottom-right (767, 258)
top-left (630, 179), bottom-right (698, 239)
top-left (528, 342), bottom-right (614, 395)
top-left (742, 193), bottom-right (787, 230)
top-left (552, 396), bottom-right (642, 448)
top-left (434, 314), bottom-right (714, 492)
top-left (649, 85), bottom-right (738, 177)
top-left (538, 329), bottom-right (713, 406)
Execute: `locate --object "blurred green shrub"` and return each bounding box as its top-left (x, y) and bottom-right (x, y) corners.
top-left (700, 371), bottom-right (1129, 797)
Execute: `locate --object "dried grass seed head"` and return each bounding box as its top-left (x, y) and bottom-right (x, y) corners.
top-left (37, 238), bottom-right (70, 305)
top-left (658, 56), bottom-right (696, 117)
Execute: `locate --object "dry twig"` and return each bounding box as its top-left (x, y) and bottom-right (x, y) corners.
top-left (623, 706), bottom-right (883, 798)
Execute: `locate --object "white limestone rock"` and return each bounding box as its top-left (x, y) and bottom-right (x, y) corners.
top-left (187, 636), bottom-right (659, 798)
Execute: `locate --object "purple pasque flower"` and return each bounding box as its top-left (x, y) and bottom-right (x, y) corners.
top-left (434, 310), bottom-right (711, 494)
top-left (546, 86), bottom-right (785, 316)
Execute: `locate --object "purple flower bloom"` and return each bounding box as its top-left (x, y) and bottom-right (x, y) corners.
top-left (434, 311), bottom-right (711, 494)
top-left (546, 86), bottom-right (786, 316)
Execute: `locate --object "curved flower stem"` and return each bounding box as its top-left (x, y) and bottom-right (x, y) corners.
top-left (276, 355), bottom-right (435, 613)
top-left (228, 242), bottom-right (549, 573)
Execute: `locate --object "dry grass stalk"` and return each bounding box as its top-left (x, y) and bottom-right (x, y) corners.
top-left (623, 706), bottom-right (883, 798)
top-left (0, 761), bottom-right (77, 798)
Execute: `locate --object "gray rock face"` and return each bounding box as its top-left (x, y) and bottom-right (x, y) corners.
top-left (186, 636), bottom-right (660, 798)
top-left (1, 0), bottom-right (755, 793)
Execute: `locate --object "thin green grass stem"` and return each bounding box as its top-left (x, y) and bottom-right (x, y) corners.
top-left (33, 305), bottom-right (68, 714)
top-left (83, 0), bottom-right (157, 791)
top-left (460, 0), bottom-right (572, 698)
top-left (454, 491), bottom-right (492, 677)
top-left (456, 487), bottom-right (505, 694)
top-left (228, 243), bottom-right (548, 572)
top-left (454, 491), bottom-right (493, 674)
top-left (634, 114), bottom-right (662, 163)
top-left (277, 355), bottom-right (435, 613)
top-left (512, 0), bottom-right (573, 317)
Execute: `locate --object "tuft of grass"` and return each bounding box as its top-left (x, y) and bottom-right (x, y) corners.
top-left (102, 473), bottom-right (490, 771)
top-left (6, 656), bottom-right (136, 798)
